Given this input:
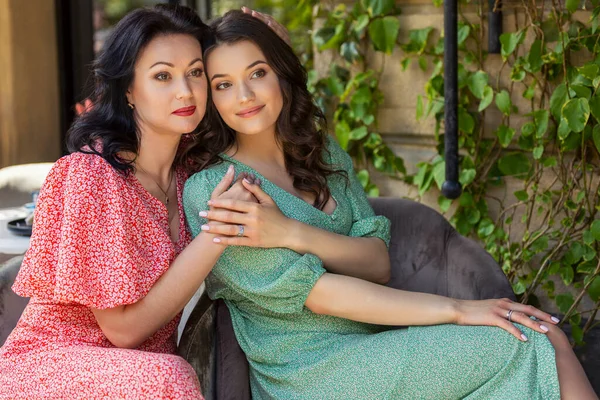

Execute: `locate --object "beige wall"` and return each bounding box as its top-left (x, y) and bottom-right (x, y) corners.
top-left (0, 0), bottom-right (61, 168)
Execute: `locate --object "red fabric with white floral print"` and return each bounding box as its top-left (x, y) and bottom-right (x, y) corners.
top-left (0, 152), bottom-right (203, 399)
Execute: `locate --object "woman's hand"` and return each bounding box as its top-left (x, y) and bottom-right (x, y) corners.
top-left (455, 298), bottom-right (561, 341)
top-left (200, 178), bottom-right (293, 248)
top-left (242, 6), bottom-right (292, 47)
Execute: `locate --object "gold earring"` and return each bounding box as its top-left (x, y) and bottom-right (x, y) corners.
top-left (128, 102), bottom-right (135, 110)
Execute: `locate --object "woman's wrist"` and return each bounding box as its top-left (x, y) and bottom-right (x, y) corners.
top-left (281, 218), bottom-right (306, 252)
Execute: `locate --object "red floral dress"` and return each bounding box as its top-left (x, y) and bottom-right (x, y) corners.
top-left (0, 152), bottom-right (203, 399)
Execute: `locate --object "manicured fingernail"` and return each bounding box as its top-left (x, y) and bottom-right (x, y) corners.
top-left (201, 224), bottom-right (210, 231)
top-left (521, 334), bottom-right (528, 341)
top-left (213, 238), bottom-right (221, 243)
top-left (551, 316), bottom-right (560, 323)
top-left (207, 200), bottom-right (213, 205)
top-left (199, 211), bottom-right (208, 217)
top-left (227, 165), bottom-right (234, 174)
top-left (540, 325), bottom-right (549, 332)
top-left (243, 178), bottom-right (252, 184)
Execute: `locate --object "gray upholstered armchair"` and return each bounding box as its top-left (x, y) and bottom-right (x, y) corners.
top-left (0, 197), bottom-right (515, 399)
top-left (176, 197), bottom-right (516, 399)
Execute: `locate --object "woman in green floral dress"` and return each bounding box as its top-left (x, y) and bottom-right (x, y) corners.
top-left (182, 10), bottom-right (597, 400)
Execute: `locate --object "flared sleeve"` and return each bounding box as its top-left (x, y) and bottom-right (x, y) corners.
top-left (13, 152), bottom-right (175, 309)
top-left (326, 136), bottom-right (391, 247)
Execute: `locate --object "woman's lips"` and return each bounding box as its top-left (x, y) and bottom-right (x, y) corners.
top-left (236, 105), bottom-right (265, 118)
top-left (172, 106), bottom-right (196, 116)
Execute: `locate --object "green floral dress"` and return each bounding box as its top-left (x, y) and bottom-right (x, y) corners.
top-left (183, 138), bottom-right (559, 399)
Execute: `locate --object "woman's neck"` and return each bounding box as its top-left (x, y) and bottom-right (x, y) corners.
top-left (133, 129), bottom-right (180, 181)
top-left (232, 129), bottom-right (285, 169)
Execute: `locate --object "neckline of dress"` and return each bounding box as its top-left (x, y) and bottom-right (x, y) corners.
top-left (218, 153), bottom-right (339, 219)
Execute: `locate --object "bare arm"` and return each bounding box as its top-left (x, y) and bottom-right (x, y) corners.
top-left (305, 273), bottom-right (559, 341)
top-left (285, 220), bottom-right (390, 284)
top-left (91, 166), bottom-right (246, 349)
top-left (91, 232), bottom-right (223, 348)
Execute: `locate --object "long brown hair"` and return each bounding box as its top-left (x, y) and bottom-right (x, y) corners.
top-left (183, 10), bottom-right (344, 209)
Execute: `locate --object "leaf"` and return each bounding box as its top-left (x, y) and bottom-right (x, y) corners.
top-left (555, 293), bottom-right (574, 314)
top-left (349, 126), bottom-right (368, 140)
top-left (514, 190), bottom-right (528, 201)
top-left (478, 218), bottom-right (495, 237)
top-left (368, 16), bottom-right (400, 54)
top-left (532, 110), bottom-right (549, 138)
top-left (353, 14), bottom-right (370, 36)
top-left (543, 156), bottom-right (557, 167)
top-left (562, 98), bottom-right (590, 133)
top-left (467, 71), bottom-right (489, 99)
top-left (459, 168), bottom-right (476, 186)
top-left (533, 145), bottom-right (544, 159)
top-left (433, 161), bottom-right (446, 190)
top-left (496, 125), bottom-right (515, 148)
top-left (578, 64), bottom-right (599, 80)
top-left (566, 0), bottom-right (580, 13)
top-left (458, 108), bottom-right (475, 134)
top-left (478, 86), bottom-right (494, 111)
top-left (527, 40), bottom-right (544, 72)
top-left (560, 265), bottom-right (574, 285)
top-left (590, 220), bottom-right (600, 240)
top-left (550, 84), bottom-right (569, 120)
top-left (335, 121), bottom-right (351, 150)
top-left (357, 169), bottom-right (369, 188)
top-left (402, 27), bottom-right (433, 54)
top-left (416, 95), bottom-right (424, 120)
top-left (438, 195), bottom-right (453, 213)
top-left (498, 153), bottom-right (531, 176)
top-left (557, 118), bottom-right (571, 140)
top-left (362, 0), bottom-right (395, 16)
top-left (500, 31), bottom-right (524, 60)
top-left (340, 42), bottom-right (361, 63)
top-left (588, 276), bottom-right (600, 302)
top-left (593, 125), bottom-right (600, 154)
top-left (457, 24), bottom-right (470, 46)
top-left (495, 90), bottom-right (512, 115)
top-left (589, 96), bottom-right (600, 122)
top-left (521, 123), bottom-right (535, 137)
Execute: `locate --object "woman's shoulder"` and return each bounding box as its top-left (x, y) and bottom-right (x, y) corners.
top-left (323, 134), bottom-right (353, 170)
top-left (43, 151), bottom-right (127, 198)
top-left (185, 158), bottom-right (231, 189)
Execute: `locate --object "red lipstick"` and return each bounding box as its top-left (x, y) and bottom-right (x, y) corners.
top-left (236, 105), bottom-right (265, 118)
top-left (172, 106), bottom-right (196, 117)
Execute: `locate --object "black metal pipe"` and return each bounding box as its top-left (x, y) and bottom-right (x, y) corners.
top-left (442, 0), bottom-right (462, 199)
top-left (488, 0), bottom-right (502, 54)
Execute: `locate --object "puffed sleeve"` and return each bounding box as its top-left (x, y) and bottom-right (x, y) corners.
top-left (13, 153), bottom-right (175, 309)
top-left (326, 136), bottom-right (391, 247)
top-left (183, 165), bottom-right (326, 314)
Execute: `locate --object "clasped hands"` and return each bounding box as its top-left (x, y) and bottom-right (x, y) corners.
top-left (200, 165), bottom-right (294, 248)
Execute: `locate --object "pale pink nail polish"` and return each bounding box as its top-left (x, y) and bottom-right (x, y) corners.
top-left (540, 325), bottom-right (549, 332)
top-left (551, 316), bottom-right (560, 323)
top-left (199, 211), bottom-right (208, 217)
top-left (213, 238), bottom-right (221, 243)
top-left (521, 334), bottom-right (528, 341)
top-left (201, 225), bottom-right (210, 231)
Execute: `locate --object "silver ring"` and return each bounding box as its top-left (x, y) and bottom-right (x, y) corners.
top-left (237, 225), bottom-right (245, 237)
top-left (506, 309), bottom-right (514, 322)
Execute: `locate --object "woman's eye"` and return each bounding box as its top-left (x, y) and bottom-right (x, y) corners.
top-left (189, 68), bottom-right (204, 77)
top-left (155, 72), bottom-right (170, 81)
top-left (215, 82), bottom-right (231, 90)
top-left (251, 69), bottom-right (266, 79)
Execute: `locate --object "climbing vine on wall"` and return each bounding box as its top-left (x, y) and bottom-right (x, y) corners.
top-left (282, 0), bottom-right (600, 344)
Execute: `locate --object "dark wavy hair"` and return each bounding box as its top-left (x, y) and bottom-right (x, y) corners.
top-left (66, 4), bottom-right (210, 174)
top-left (183, 10), bottom-right (344, 210)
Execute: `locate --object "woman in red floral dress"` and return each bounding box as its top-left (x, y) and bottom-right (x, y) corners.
top-left (0, 5), bottom-right (264, 399)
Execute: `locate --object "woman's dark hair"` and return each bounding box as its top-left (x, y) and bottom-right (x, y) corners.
top-left (66, 4), bottom-right (210, 174)
top-left (184, 10), bottom-right (343, 210)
